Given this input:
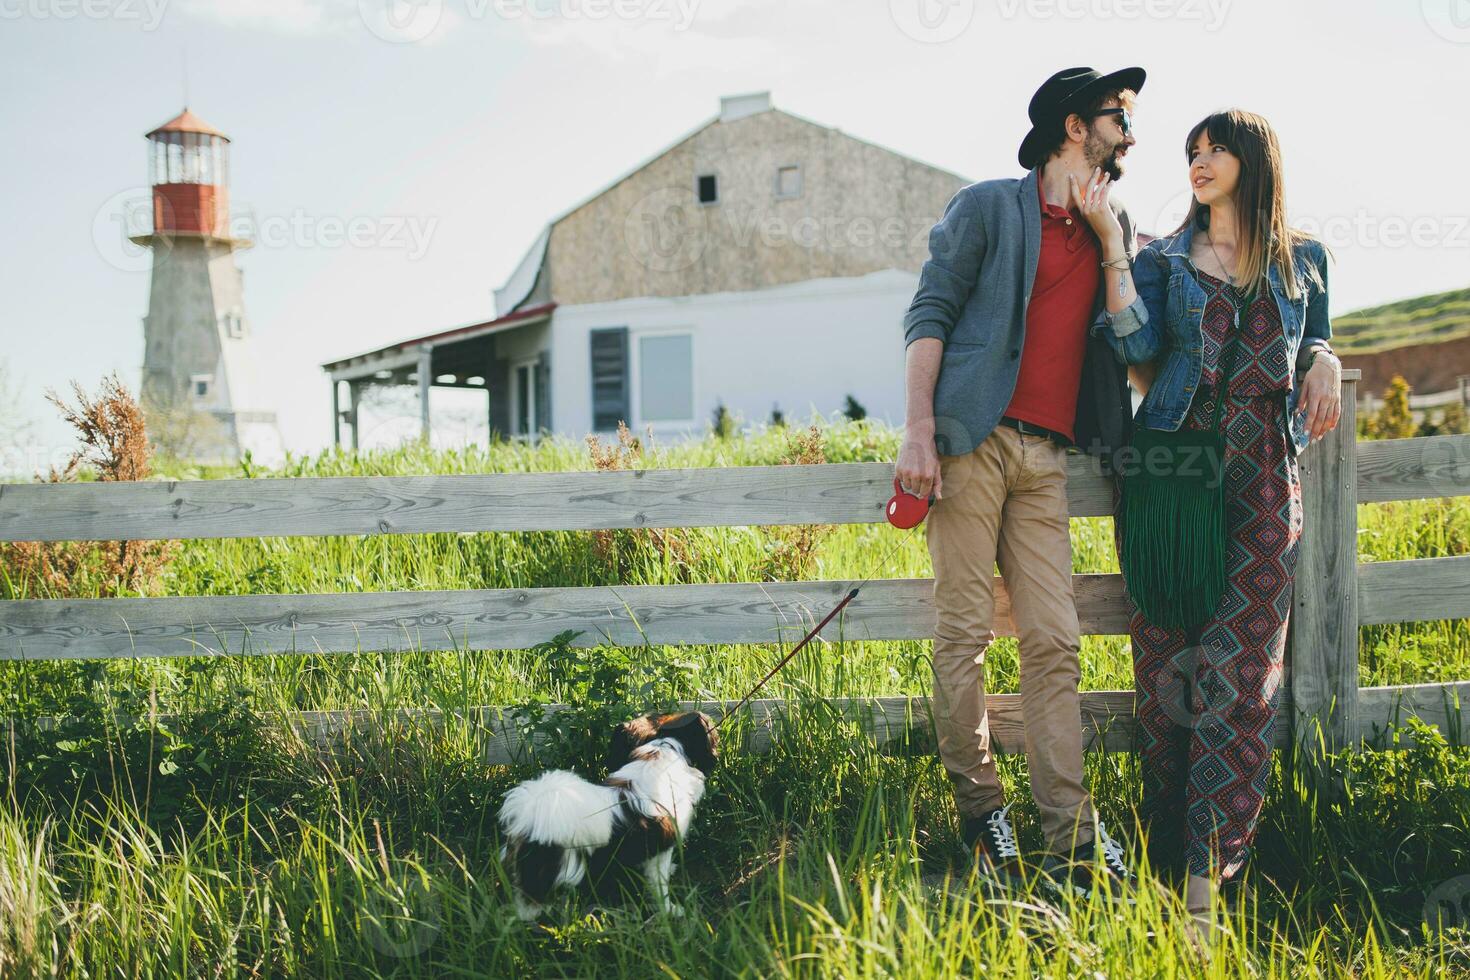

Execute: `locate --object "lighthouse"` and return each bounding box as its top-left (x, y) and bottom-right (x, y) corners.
top-left (134, 108), bottom-right (284, 466)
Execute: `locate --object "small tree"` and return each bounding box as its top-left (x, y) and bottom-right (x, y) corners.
top-left (143, 382), bottom-right (230, 464)
top-left (1438, 401), bottom-right (1468, 436)
top-left (711, 401), bottom-right (738, 440)
top-left (1368, 375), bottom-right (1415, 440)
top-left (583, 420), bottom-right (698, 583)
top-left (756, 424), bottom-right (834, 583)
top-left (1, 374), bottom-right (177, 598)
top-left (842, 394), bottom-right (868, 422)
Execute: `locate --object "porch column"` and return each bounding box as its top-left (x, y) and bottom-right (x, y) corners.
top-left (348, 380), bottom-right (362, 451)
top-left (331, 379), bottom-right (341, 447)
top-left (418, 346), bottom-right (433, 443)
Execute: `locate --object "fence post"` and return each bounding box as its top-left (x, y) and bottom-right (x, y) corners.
top-left (1290, 371), bottom-right (1361, 754)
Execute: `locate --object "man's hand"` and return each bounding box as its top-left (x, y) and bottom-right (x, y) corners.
top-left (1299, 351), bottom-right (1343, 441)
top-left (896, 430), bottom-right (942, 501)
top-left (1070, 166), bottom-right (1125, 255)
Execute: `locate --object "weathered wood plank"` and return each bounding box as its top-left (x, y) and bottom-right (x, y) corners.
top-left (1358, 556), bottom-right (1470, 625)
top-left (26, 681), bottom-right (1459, 767)
top-left (1356, 433), bottom-right (1470, 503)
top-left (284, 692), bottom-right (1155, 764)
top-left (0, 574), bottom-right (1136, 660)
top-left (0, 459), bottom-right (1117, 544)
top-left (1358, 682), bottom-right (1470, 746)
top-left (1290, 377), bottom-right (1360, 753)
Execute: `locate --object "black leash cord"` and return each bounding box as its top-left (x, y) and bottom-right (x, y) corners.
top-left (715, 521), bottom-right (924, 730)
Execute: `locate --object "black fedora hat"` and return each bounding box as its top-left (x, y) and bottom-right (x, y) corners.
top-left (1017, 65), bottom-right (1146, 170)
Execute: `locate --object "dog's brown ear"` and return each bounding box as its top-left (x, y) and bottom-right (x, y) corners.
top-left (656, 711), bottom-right (718, 776)
top-left (607, 716), bottom-right (659, 772)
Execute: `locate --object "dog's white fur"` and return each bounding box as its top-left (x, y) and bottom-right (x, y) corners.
top-left (498, 736), bottom-right (709, 919)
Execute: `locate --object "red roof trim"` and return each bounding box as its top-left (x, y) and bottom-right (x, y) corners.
top-left (409, 302), bottom-right (556, 348)
top-left (322, 303), bottom-right (556, 370)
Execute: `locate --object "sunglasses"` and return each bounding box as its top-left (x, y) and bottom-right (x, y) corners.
top-left (1093, 107), bottom-right (1133, 138)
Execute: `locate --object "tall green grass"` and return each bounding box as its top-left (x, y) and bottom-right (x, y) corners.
top-left (2, 417), bottom-right (1468, 977)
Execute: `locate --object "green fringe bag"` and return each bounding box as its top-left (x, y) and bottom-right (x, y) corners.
top-left (1119, 316), bottom-right (1242, 629)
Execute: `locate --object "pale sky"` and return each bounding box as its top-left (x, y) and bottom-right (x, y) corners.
top-left (3, 0), bottom-right (1468, 474)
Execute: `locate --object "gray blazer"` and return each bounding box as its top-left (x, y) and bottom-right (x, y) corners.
top-left (903, 166), bottom-right (1138, 461)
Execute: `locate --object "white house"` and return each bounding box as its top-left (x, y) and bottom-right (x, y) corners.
top-left (322, 92), bottom-right (968, 448)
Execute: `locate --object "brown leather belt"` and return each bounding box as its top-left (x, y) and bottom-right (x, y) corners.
top-left (998, 415), bottom-right (1072, 447)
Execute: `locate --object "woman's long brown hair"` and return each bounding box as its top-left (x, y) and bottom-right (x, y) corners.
top-left (1174, 109), bottom-right (1320, 301)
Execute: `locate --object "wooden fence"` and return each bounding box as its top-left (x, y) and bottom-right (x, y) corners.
top-left (3, 371), bottom-right (1469, 762)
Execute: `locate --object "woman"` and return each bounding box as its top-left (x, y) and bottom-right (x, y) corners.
top-left (1075, 109), bottom-right (1343, 933)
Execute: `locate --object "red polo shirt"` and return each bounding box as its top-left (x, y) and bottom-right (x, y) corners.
top-left (1002, 177), bottom-right (1100, 441)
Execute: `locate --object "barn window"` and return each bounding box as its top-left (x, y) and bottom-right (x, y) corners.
top-left (639, 332), bottom-right (692, 423)
top-left (775, 165), bottom-right (802, 199)
top-left (696, 174), bottom-right (718, 205)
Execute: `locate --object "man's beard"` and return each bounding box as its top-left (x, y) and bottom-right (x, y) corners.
top-left (1085, 131), bottom-right (1125, 181)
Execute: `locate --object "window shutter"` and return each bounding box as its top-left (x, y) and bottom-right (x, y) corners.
top-left (589, 327), bottom-right (628, 431)
top-left (534, 350), bottom-right (552, 434)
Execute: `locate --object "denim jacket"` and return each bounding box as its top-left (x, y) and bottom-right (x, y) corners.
top-left (1090, 223), bottom-right (1333, 456)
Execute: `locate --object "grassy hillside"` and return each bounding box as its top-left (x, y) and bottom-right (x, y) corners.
top-left (1, 420), bottom-right (1468, 976)
top-left (1333, 286), bottom-right (1470, 354)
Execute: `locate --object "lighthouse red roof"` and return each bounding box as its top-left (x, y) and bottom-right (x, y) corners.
top-left (146, 108), bottom-right (229, 141)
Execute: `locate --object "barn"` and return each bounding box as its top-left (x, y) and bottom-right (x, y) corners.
top-left (321, 92), bottom-right (968, 448)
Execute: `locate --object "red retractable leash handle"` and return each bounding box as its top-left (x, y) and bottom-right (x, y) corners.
top-left (715, 474), bottom-right (939, 730)
top-left (885, 476), bottom-right (936, 529)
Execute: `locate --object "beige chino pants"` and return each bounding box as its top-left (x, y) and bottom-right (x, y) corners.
top-left (924, 424), bottom-right (1095, 852)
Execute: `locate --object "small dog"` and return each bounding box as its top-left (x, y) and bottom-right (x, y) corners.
top-left (498, 711), bottom-right (718, 920)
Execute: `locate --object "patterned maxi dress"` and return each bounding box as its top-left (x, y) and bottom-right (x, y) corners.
top-left (1125, 266), bottom-right (1305, 881)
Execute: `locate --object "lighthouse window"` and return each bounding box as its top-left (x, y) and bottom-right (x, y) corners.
top-left (190, 374), bottom-right (214, 399)
top-left (222, 310), bottom-right (245, 338)
top-left (167, 140), bottom-right (184, 183)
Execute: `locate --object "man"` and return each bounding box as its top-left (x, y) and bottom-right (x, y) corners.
top-left (895, 66), bottom-right (1146, 896)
